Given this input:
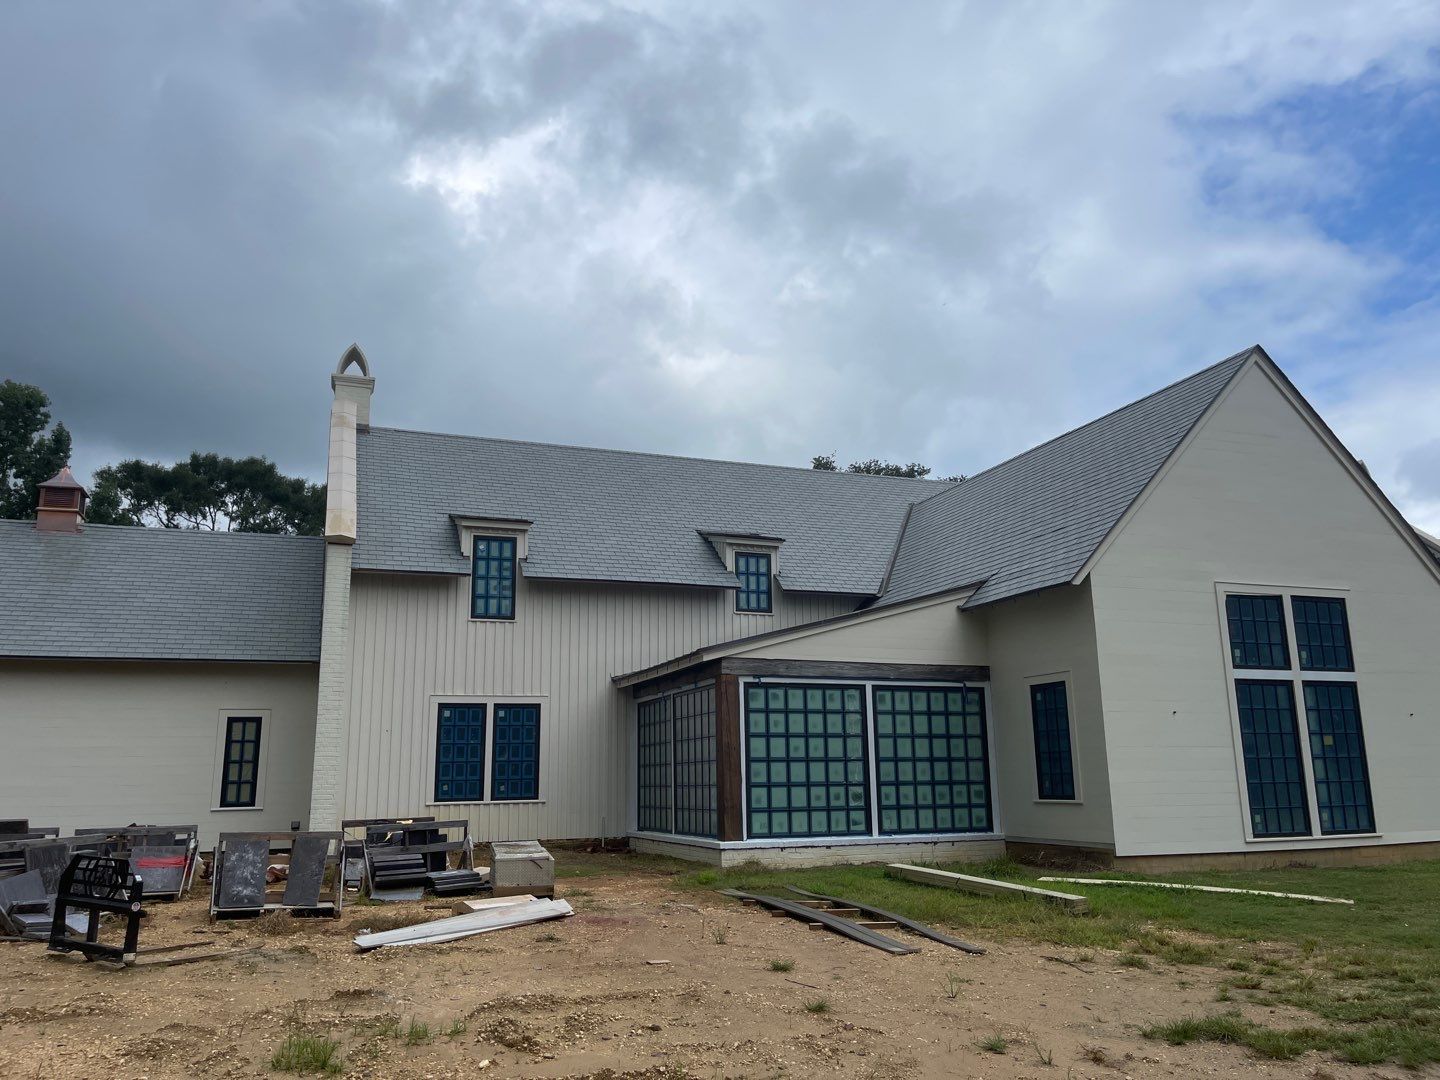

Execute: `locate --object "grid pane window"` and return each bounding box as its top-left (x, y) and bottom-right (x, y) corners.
top-left (434, 704), bottom-right (486, 802)
top-left (745, 684), bottom-right (869, 838)
top-left (873, 686), bottom-right (990, 834)
top-left (1030, 682), bottom-right (1075, 801)
top-left (491, 705), bottom-right (541, 800)
top-left (735, 552), bottom-right (772, 613)
top-left (471, 536), bottom-right (517, 619)
top-left (1292, 597), bottom-right (1354, 672)
top-left (637, 698), bottom-right (672, 833)
top-left (673, 687), bottom-right (718, 837)
top-left (220, 716), bottom-right (262, 808)
top-left (1235, 680), bottom-right (1310, 837)
top-left (1304, 682), bottom-right (1374, 834)
top-left (1226, 594), bottom-right (1290, 669)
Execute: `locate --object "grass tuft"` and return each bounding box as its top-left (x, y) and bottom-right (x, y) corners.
top-left (803, 998), bottom-right (830, 1014)
top-left (404, 1018), bottom-right (431, 1046)
top-left (977, 1033), bottom-right (1008, 1054)
top-left (769, 958), bottom-right (794, 972)
top-left (270, 1034), bottom-right (343, 1074)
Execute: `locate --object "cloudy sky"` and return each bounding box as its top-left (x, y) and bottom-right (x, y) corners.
top-left (2, 1), bottom-right (1438, 530)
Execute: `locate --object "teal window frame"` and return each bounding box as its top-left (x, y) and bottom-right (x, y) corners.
top-left (491, 704), bottom-right (541, 801)
top-left (434, 703), bottom-right (487, 802)
top-left (873, 685), bottom-right (991, 835)
top-left (734, 552), bottom-right (773, 613)
top-left (219, 716), bottom-right (262, 808)
top-left (1292, 596), bottom-right (1354, 672)
top-left (1303, 682), bottom-right (1374, 835)
top-left (744, 683), bottom-right (870, 839)
top-left (1235, 680), bottom-right (1311, 838)
top-left (471, 536), bottom-right (517, 620)
top-left (1030, 682), bottom-right (1076, 801)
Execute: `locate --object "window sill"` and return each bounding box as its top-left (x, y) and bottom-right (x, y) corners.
top-left (211, 805), bottom-right (264, 813)
top-left (735, 610), bottom-right (774, 617)
top-left (468, 617), bottom-right (517, 624)
top-left (426, 800), bottom-right (546, 808)
top-left (1033, 798), bottom-right (1084, 806)
top-left (1244, 832), bottom-right (1382, 844)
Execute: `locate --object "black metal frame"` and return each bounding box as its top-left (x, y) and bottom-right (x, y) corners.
top-left (471, 535), bottom-right (517, 620)
top-left (491, 703), bottom-right (542, 800)
top-left (873, 685), bottom-right (992, 835)
top-left (1029, 681), bottom-right (1076, 801)
top-left (48, 855), bottom-right (143, 964)
top-left (1235, 679), bottom-right (1311, 838)
top-left (1226, 593), bottom-right (1291, 669)
top-left (1303, 681), bottom-right (1375, 835)
top-left (1292, 596), bottom-right (1355, 672)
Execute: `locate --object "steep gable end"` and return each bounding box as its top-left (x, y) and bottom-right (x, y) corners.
top-left (878, 348), bottom-right (1255, 609)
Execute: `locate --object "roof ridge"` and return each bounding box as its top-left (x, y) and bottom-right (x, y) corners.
top-left (362, 426), bottom-right (955, 490)
top-left (0, 519), bottom-right (324, 543)
top-left (903, 346), bottom-right (1258, 514)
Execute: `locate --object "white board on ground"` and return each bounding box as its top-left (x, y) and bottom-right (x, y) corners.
top-left (354, 898), bottom-right (573, 951)
top-left (1036, 877), bottom-right (1354, 906)
top-left (887, 863), bottom-right (1090, 913)
top-left (452, 894), bottom-right (537, 915)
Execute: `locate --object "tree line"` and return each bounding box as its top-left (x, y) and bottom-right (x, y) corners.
top-left (1, 380), bottom-right (323, 535)
top-left (3, 378), bottom-right (960, 536)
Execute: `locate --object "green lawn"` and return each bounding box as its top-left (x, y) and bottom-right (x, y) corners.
top-left (579, 852), bottom-right (1440, 1069)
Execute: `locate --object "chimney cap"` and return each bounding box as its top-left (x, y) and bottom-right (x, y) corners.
top-left (39, 465), bottom-right (87, 494)
top-left (335, 343), bottom-right (371, 378)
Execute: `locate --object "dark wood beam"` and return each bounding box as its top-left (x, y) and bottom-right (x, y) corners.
top-left (714, 673), bottom-right (744, 842)
top-left (627, 660), bottom-right (720, 699)
top-left (719, 658), bottom-right (989, 682)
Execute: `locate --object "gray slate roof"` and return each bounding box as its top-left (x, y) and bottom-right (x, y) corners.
top-left (878, 348), bottom-right (1255, 609)
top-left (0, 521), bottom-right (323, 662)
top-left (351, 430), bottom-right (946, 593)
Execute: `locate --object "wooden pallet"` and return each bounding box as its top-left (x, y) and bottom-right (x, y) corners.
top-left (719, 889), bottom-right (919, 955)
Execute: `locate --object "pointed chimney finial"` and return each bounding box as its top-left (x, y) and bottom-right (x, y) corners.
top-left (335, 343), bottom-right (371, 378)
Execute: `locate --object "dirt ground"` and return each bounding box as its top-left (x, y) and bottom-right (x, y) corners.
top-left (0, 864), bottom-right (1422, 1079)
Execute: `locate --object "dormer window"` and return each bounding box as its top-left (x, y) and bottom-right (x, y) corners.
top-left (735, 551), bottom-right (773, 613)
top-left (472, 536), bottom-right (517, 620)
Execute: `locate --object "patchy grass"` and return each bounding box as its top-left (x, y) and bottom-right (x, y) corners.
top-left (1143, 1011), bottom-right (1440, 1068)
top-left (803, 998), bottom-right (830, 1014)
top-left (669, 854), bottom-right (1440, 1067)
top-left (270, 1034), bottom-right (343, 1074)
top-left (977, 1033), bottom-right (1008, 1054)
top-left (403, 1018), bottom-right (431, 1046)
top-left (768, 958), bottom-right (794, 972)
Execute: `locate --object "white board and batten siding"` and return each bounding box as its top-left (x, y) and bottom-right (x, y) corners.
top-left (0, 660), bottom-right (318, 848)
top-left (340, 569), bottom-right (860, 841)
top-left (1088, 363), bottom-right (1440, 857)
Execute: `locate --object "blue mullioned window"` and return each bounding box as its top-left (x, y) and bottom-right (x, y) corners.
top-left (435, 704), bottom-right (487, 802)
top-left (745, 684), bottom-right (869, 838)
top-left (1030, 682), bottom-right (1076, 800)
top-left (637, 697), bottom-right (672, 833)
top-left (873, 686), bottom-right (990, 834)
top-left (1303, 682), bottom-right (1374, 834)
top-left (1226, 594), bottom-right (1289, 669)
top-left (491, 704), bottom-right (541, 800)
top-left (220, 716), bottom-right (262, 808)
top-left (735, 552), bottom-right (772, 613)
top-left (472, 536), bottom-right (517, 619)
top-left (672, 686), bottom-right (718, 838)
top-left (1235, 680), bottom-right (1310, 837)
top-left (1292, 597), bottom-right (1354, 672)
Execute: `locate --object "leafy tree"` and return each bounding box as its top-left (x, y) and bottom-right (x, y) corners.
top-left (0, 380), bottom-right (72, 520)
top-left (87, 453), bottom-right (325, 535)
top-left (811, 452), bottom-right (964, 482)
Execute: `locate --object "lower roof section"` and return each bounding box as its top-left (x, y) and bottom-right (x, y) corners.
top-left (626, 657), bottom-right (990, 698)
top-left (0, 520), bottom-right (324, 662)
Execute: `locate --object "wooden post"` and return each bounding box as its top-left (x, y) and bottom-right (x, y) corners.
top-left (715, 674), bottom-right (744, 842)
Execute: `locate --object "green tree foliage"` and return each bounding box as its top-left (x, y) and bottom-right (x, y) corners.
top-left (811, 452), bottom-right (964, 482)
top-left (88, 453), bottom-right (325, 535)
top-left (0, 380), bottom-right (72, 520)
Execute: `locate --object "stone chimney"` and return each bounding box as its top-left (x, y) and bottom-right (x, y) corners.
top-left (35, 466), bottom-right (87, 533)
top-left (325, 344), bottom-right (375, 543)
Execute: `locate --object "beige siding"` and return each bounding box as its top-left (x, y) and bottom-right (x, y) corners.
top-left (981, 582), bottom-right (1115, 848)
top-left (1089, 363), bottom-right (1440, 856)
top-left (732, 591), bottom-right (985, 663)
top-left (341, 572), bottom-right (858, 839)
top-left (0, 660), bottom-right (318, 848)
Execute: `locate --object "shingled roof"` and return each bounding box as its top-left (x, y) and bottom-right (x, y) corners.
top-left (351, 430), bottom-right (946, 593)
top-left (877, 348), bottom-right (1256, 609)
top-left (0, 521), bottom-right (323, 661)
